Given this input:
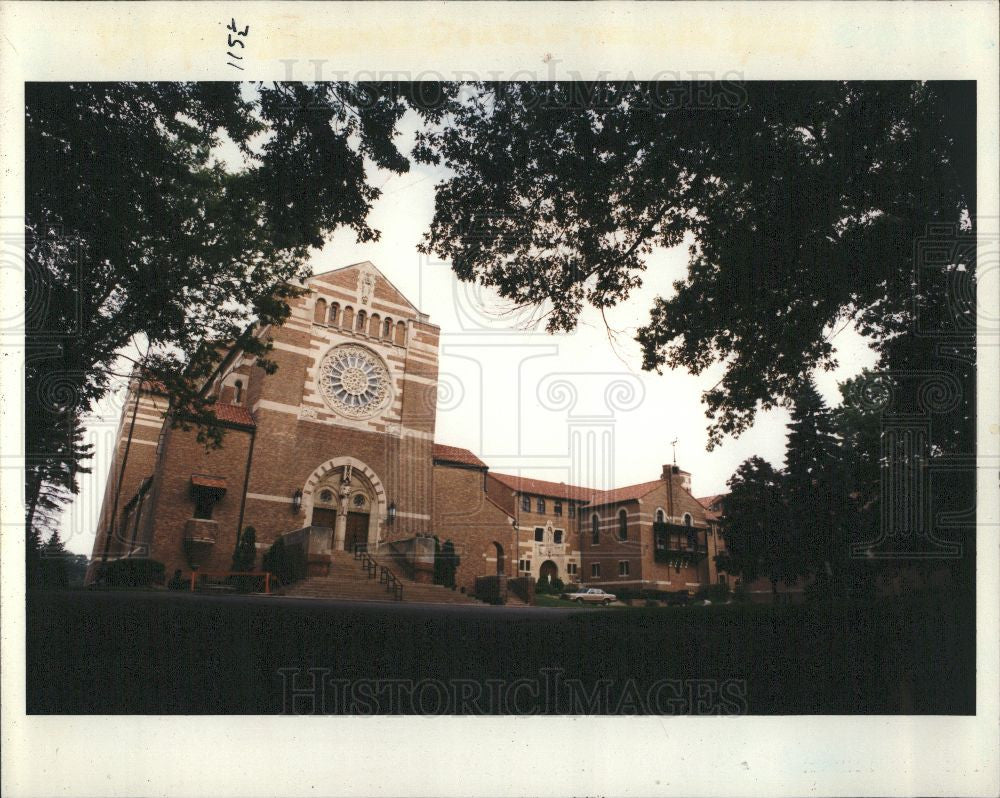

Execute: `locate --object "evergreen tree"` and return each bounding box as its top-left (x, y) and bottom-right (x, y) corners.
top-left (783, 378), bottom-right (851, 593)
top-left (40, 530), bottom-right (70, 588)
top-left (231, 526), bottom-right (257, 572)
top-left (718, 457), bottom-right (792, 588)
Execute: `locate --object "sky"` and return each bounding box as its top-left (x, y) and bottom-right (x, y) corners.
top-left (58, 105), bottom-right (879, 556)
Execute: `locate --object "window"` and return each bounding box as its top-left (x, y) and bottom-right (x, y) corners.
top-left (537, 497), bottom-right (546, 514)
top-left (567, 562), bottom-right (577, 576)
top-left (521, 495), bottom-right (531, 512)
top-left (618, 508), bottom-right (628, 541)
top-left (233, 379), bottom-right (243, 405)
top-left (619, 560), bottom-right (630, 577)
top-left (655, 508), bottom-right (665, 523)
top-left (193, 489), bottom-right (216, 520)
top-left (553, 529), bottom-right (563, 545)
top-left (554, 500), bottom-right (562, 516)
top-left (342, 306), bottom-right (354, 329)
top-left (519, 559), bottom-right (530, 573)
top-left (683, 513), bottom-right (693, 526)
top-left (394, 320), bottom-right (406, 346)
top-left (383, 317), bottom-right (392, 338)
top-left (591, 514), bottom-right (599, 545)
top-left (534, 527), bottom-right (544, 543)
top-left (369, 313), bottom-right (381, 337)
top-left (329, 302), bottom-right (340, 326)
top-left (718, 574), bottom-right (728, 587)
top-left (313, 297), bottom-right (327, 323)
top-left (591, 563), bottom-right (601, 578)
top-left (356, 309), bottom-right (367, 333)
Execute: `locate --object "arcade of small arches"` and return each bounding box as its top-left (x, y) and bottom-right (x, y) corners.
top-left (312, 296), bottom-right (407, 347)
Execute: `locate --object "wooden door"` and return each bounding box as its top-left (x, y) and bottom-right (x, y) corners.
top-left (345, 512), bottom-right (369, 553)
top-left (312, 508), bottom-right (337, 529)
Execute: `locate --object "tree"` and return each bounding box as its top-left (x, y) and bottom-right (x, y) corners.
top-left (39, 530), bottom-right (70, 589)
top-left (25, 81), bottom-right (456, 535)
top-left (717, 457), bottom-right (793, 588)
top-left (782, 378), bottom-right (851, 593)
top-left (417, 81), bottom-right (974, 448)
top-left (231, 526), bottom-right (257, 572)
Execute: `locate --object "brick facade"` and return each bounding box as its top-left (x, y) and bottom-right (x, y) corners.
top-left (89, 261), bottom-right (728, 600)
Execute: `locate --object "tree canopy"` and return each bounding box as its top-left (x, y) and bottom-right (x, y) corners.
top-left (418, 81), bottom-right (975, 448)
top-left (25, 81), bottom-right (454, 533)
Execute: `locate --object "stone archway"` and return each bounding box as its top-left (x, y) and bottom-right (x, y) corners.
top-left (301, 457), bottom-right (387, 551)
top-left (538, 559), bottom-right (558, 584)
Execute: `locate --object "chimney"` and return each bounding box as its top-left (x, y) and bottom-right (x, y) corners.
top-left (662, 464), bottom-right (692, 493)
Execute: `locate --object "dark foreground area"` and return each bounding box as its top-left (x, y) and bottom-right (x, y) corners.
top-left (26, 589), bottom-right (974, 714)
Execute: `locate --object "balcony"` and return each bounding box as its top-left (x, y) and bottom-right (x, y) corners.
top-left (653, 522), bottom-right (706, 565)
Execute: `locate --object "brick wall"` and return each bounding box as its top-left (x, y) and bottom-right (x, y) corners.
top-left (431, 463), bottom-right (516, 593)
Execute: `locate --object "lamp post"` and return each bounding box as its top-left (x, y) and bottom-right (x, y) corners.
top-left (387, 501), bottom-right (396, 525)
top-left (292, 489), bottom-right (302, 515)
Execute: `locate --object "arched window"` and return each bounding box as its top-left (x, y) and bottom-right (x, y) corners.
top-left (655, 508), bottom-right (665, 523)
top-left (369, 313), bottom-right (381, 337)
top-left (233, 379), bottom-right (243, 405)
top-left (591, 514), bottom-right (600, 545)
top-left (683, 513), bottom-right (692, 527)
top-left (313, 297), bottom-right (327, 324)
top-left (342, 306), bottom-right (354, 330)
top-left (356, 309), bottom-right (367, 333)
top-left (618, 508), bottom-right (628, 541)
top-left (383, 317), bottom-right (393, 338)
top-left (394, 320), bottom-right (406, 346)
top-left (329, 302), bottom-right (340, 327)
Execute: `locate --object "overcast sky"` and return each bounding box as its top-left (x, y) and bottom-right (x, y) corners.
top-left (59, 105), bottom-right (878, 555)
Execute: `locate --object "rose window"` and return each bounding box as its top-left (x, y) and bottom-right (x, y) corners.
top-left (318, 345), bottom-right (391, 418)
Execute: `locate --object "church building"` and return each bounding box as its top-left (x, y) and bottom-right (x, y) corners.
top-left (89, 262), bottom-right (726, 601)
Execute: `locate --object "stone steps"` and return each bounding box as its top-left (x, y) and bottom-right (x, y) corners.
top-left (280, 552), bottom-right (485, 605)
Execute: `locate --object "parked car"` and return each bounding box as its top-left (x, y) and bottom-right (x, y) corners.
top-left (563, 587), bottom-right (617, 605)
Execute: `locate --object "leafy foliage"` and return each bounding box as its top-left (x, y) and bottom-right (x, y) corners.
top-left (25, 81), bottom-right (457, 535)
top-left (231, 525), bottom-right (257, 572)
top-left (417, 81), bottom-right (975, 448)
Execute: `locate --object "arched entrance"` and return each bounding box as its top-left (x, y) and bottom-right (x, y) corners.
top-left (302, 457), bottom-right (387, 552)
top-left (538, 559), bottom-right (558, 585)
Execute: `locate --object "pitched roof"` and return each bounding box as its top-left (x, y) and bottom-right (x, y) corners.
top-left (488, 472), bottom-right (593, 502)
top-left (211, 403), bottom-right (255, 428)
top-left (696, 493), bottom-right (725, 521)
top-left (587, 479), bottom-right (664, 507)
top-left (432, 443), bottom-right (487, 469)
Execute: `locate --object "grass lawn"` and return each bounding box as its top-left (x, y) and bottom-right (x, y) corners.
top-left (26, 588), bottom-right (974, 714)
top-left (533, 594), bottom-right (615, 609)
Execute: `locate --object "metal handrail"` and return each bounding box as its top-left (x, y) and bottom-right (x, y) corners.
top-left (353, 542), bottom-right (403, 600)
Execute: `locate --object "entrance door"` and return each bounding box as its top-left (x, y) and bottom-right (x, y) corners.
top-left (312, 508), bottom-right (337, 529)
top-left (345, 512), bottom-right (369, 553)
top-left (539, 560), bottom-right (558, 585)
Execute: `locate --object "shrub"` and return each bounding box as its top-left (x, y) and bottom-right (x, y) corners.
top-left (231, 525), bottom-right (257, 572)
top-left (262, 537), bottom-right (306, 585)
top-left (99, 558), bottom-right (165, 588)
top-left (695, 583), bottom-right (732, 603)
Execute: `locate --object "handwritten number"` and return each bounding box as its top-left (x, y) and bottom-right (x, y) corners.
top-left (227, 35), bottom-right (245, 48)
top-left (228, 62), bottom-right (245, 70)
top-left (227, 19), bottom-right (249, 36)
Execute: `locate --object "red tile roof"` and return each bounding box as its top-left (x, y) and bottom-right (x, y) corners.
top-left (432, 443), bottom-right (487, 469)
top-left (488, 472), bottom-right (594, 502)
top-left (211, 403), bottom-right (255, 427)
top-left (587, 479), bottom-right (664, 507)
top-left (696, 494), bottom-right (726, 521)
